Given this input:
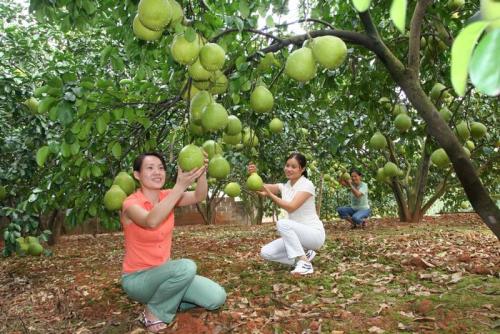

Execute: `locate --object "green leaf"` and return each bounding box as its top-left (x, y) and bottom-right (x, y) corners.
top-left (352, 0), bottom-right (371, 12)
top-left (55, 101), bottom-right (74, 125)
top-left (36, 146), bottom-right (50, 167)
top-left (469, 28), bottom-right (500, 97)
top-left (96, 115), bottom-right (108, 134)
top-left (239, 0), bottom-right (250, 19)
top-left (390, 0), bottom-right (407, 33)
top-left (70, 142), bottom-right (80, 155)
top-left (91, 165), bottom-right (102, 177)
top-left (111, 142), bottom-right (122, 159)
top-left (266, 16), bottom-right (275, 28)
top-left (451, 21), bottom-right (489, 96)
top-left (61, 142), bottom-right (72, 158)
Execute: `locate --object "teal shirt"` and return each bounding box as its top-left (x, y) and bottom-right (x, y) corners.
top-left (351, 182), bottom-right (369, 210)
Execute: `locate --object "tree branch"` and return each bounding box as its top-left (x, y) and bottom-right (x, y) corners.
top-left (408, 0), bottom-right (432, 72)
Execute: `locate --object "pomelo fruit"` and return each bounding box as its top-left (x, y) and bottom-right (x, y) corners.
top-left (188, 59), bottom-right (212, 81)
top-left (311, 36), bottom-right (347, 69)
top-left (202, 140), bottom-right (223, 159)
top-left (376, 167), bottom-right (386, 182)
top-left (171, 33), bottom-right (201, 65)
top-left (190, 90), bottom-right (212, 125)
top-left (431, 148), bottom-right (450, 168)
top-left (223, 132), bottom-right (242, 145)
top-left (269, 118), bottom-right (284, 133)
top-left (113, 172), bottom-right (136, 195)
top-left (465, 140), bottom-right (475, 151)
top-left (26, 236), bottom-right (39, 244)
top-left (439, 107), bottom-right (453, 122)
top-left (178, 144), bottom-right (204, 172)
top-left (28, 242), bottom-right (44, 256)
top-left (243, 128), bottom-right (259, 147)
top-left (201, 102), bottom-right (228, 132)
top-left (209, 71), bottom-right (228, 95)
top-left (208, 155), bottom-right (230, 179)
top-left (378, 97), bottom-right (391, 109)
top-left (456, 121), bottom-right (470, 141)
top-left (104, 185), bottom-right (127, 211)
top-left (392, 104), bottom-right (407, 116)
top-left (470, 121), bottom-right (487, 139)
top-left (463, 146), bottom-right (471, 158)
top-left (199, 43), bottom-right (226, 71)
top-left (225, 115), bottom-right (242, 135)
top-left (250, 85), bottom-right (274, 113)
top-left (383, 162), bottom-right (399, 177)
top-left (224, 182), bottom-right (241, 197)
top-left (138, 0), bottom-right (172, 31)
top-left (394, 113), bottom-right (412, 132)
top-left (429, 82), bottom-right (447, 102)
top-left (460, 201), bottom-right (469, 209)
top-left (189, 122), bottom-right (204, 136)
top-left (24, 97), bottom-right (39, 113)
top-left (133, 15), bottom-right (163, 41)
top-left (168, 0), bottom-right (184, 28)
top-left (285, 47), bottom-right (317, 82)
top-left (369, 132), bottom-right (387, 150)
top-left (246, 173), bottom-right (263, 191)
top-left (341, 172), bottom-right (351, 181)
top-left (17, 240), bottom-right (30, 255)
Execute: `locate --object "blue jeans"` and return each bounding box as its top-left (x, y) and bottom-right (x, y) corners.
top-left (337, 206), bottom-right (371, 225)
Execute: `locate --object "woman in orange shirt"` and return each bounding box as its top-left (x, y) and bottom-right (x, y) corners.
top-left (120, 152), bottom-right (226, 333)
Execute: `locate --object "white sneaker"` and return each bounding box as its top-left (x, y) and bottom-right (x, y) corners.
top-left (291, 260), bottom-right (314, 275)
top-left (305, 250), bottom-right (316, 262)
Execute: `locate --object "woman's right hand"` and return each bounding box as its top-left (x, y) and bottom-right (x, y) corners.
top-left (247, 163), bottom-right (257, 175)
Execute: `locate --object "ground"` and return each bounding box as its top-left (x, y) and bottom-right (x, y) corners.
top-left (0, 213), bottom-right (499, 334)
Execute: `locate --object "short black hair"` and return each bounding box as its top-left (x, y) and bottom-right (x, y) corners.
top-left (350, 168), bottom-right (363, 176)
top-left (133, 152), bottom-right (167, 172)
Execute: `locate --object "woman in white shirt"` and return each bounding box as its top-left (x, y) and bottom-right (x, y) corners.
top-left (247, 153), bottom-right (325, 275)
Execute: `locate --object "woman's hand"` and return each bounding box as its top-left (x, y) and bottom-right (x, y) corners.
top-left (255, 184), bottom-right (272, 197)
top-left (176, 167), bottom-right (206, 190)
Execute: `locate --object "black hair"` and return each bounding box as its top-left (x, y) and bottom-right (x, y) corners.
top-left (286, 152), bottom-right (308, 178)
top-left (350, 168), bottom-right (363, 176)
top-left (133, 152), bottom-right (167, 172)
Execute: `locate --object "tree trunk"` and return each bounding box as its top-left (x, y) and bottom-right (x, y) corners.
top-left (47, 209), bottom-right (61, 246)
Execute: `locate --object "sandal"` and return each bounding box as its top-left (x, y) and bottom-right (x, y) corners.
top-left (139, 311), bottom-right (168, 333)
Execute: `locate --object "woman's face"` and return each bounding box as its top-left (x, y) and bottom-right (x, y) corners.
top-left (284, 157), bottom-right (304, 181)
top-left (351, 172), bottom-right (362, 186)
top-left (134, 155), bottom-right (166, 190)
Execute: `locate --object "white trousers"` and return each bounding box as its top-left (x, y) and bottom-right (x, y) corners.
top-left (260, 219), bottom-right (326, 265)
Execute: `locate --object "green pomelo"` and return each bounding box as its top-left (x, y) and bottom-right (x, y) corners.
top-left (28, 242), bottom-right (44, 256)
top-left (168, 0), bottom-right (184, 28)
top-left (113, 172), bottom-right (136, 195)
top-left (188, 59), bottom-right (212, 81)
top-left (378, 97), bottom-right (391, 109)
top-left (311, 36), bottom-right (347, 69)
top-left (16, 237), bottom-right (25, 244)
top-left (394, 113), bottom-right (412, 132)
top-left (392, 104), bottom-right (407, 116)
top-left (33, 85), bottom-right (49, 98)
top-left (18, 241), bottom-right (30, 254)
top-left (250, 85), bottom-right (274, 113)
top-left (192, 79), bottom-right (211, 90)
top-left (376, 168), bottom-right (386, 182)
top-left (0, 185), bottom-right (6, 200)
top-left (429, 82), bottom-right (447, 101)
top-left (383, 162), bottom-right (399, 177)
top-left (369, 132), bottom-right (387, 150)
top-left (104, 185), bottom-right (127, 211)
top-left (463, 147), bottom-right (471, 158)
top-left (224, 182), bottom-right (241, 197)
top-left (223, 132), bottom-right (242, 145)
top-left (341, 172), bottom-right (351, 181)
top-left (431, 148), bottom-right (450, 168)
top-left (190, 90), bottom-right (212, 125)
top-left (209, 71), bottom-right (228, 95)
top-left (26, 236), bottom-right (39, 244)
top-left (243, 128), bottom-right (259, 147)
top-left (225, 115), bottom-right (242, 135)
top-left (285, 47), bottom-right (317, 82)
top-left (201, 102), bottom-right (229, 132)
top-left (324, 174), bottom-right (332, 181)
top-left (202, 140), bottom-right (223, 159)
top-left (460, 201), bottom-right (469, 209)
top-left (470, 122), bottom-right (487, 139)
top-left (24, 97), bottom-right (39, 113)
top-left (189, 123), bottom-right (204, 136)
top-left (138, 0), bottom-right (172, 31)
top-left (257, 52), bottom-right (279, 72)
top-left (439, 107), bottom-right (453, 122)
top-left (178, 144), bottom-right (204, 172)
top-left (465, 140), bottom-right (475, 151)
top-left (269, 118), bottom-right (284, 134)
top-left (208, 155), bottom-right (230, 179)
top-left (171, 33), bottom-right (201, 65)
top-left (199, 43), bottom-right (226, 71)
top-left (456, 121), bottom-right (470, 141)
top-left (246, 173), bottom-right (263, 191)
top-left (133, 15), bottom-right (163, 41)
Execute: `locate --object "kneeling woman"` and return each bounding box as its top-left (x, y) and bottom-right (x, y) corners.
top-left (120, 152), bottom-right (226, 333)
top-left (248, 152), bottom-right (325, 275)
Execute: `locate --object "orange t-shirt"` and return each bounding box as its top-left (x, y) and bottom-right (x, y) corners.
top-left (120, 190), bottom-right (174, 274)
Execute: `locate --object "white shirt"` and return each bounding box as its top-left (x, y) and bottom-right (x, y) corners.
top-left (278, 176), bottom-right (323, 228)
